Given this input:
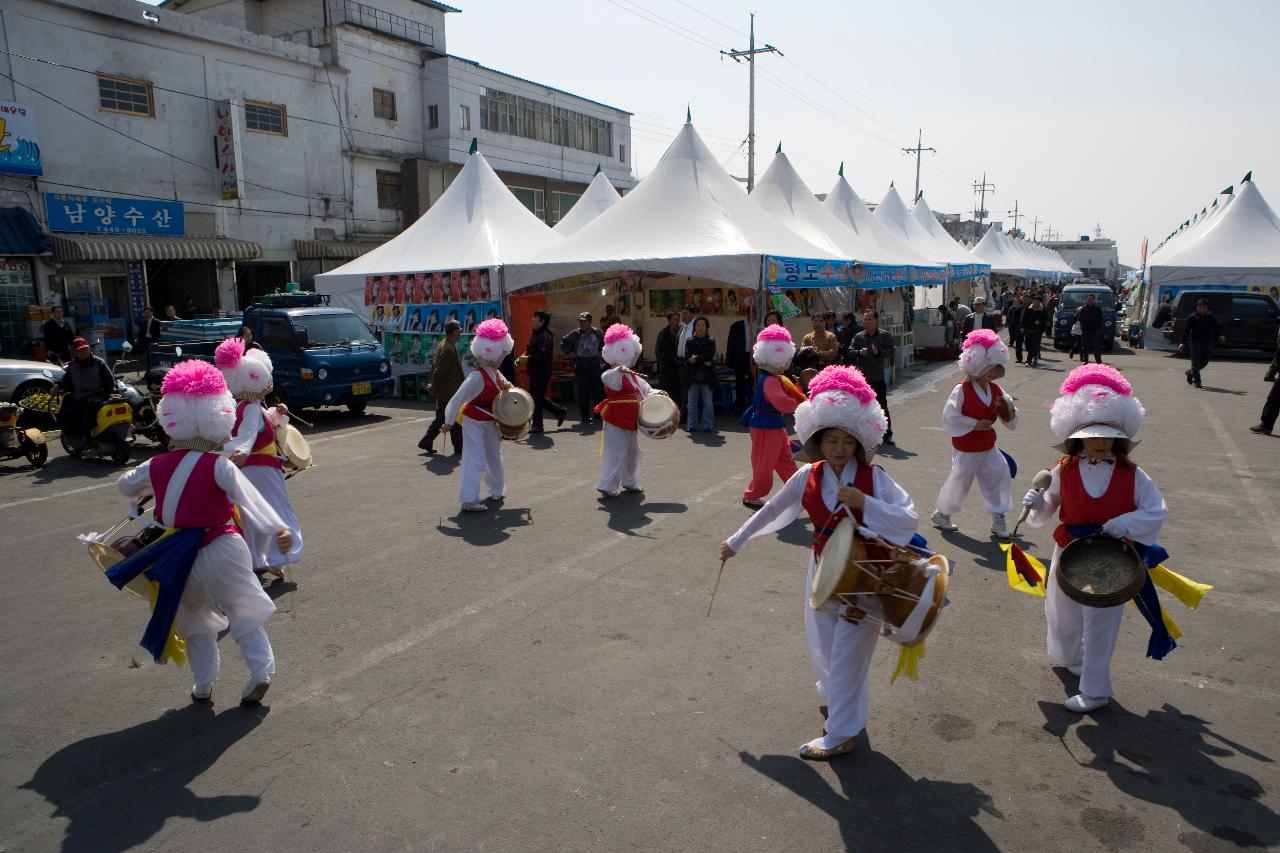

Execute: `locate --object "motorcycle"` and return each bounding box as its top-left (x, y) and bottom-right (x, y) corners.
top-left (0, 401), bottom-right (48, 467)
top-left (129, 372), bottom-right (168, 450)
top-left (41, 369), bottom-right (134, 465)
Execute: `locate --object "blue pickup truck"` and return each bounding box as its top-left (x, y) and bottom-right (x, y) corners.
top-left (151, 293), bottom-right (393, 413)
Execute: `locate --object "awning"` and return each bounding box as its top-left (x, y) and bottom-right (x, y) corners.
top-left (294, 238), bottom-right (387, 260)
top-left (0, 207), bottom-right (51, 255)
top-left (50, 233), bottom-right (262, 262)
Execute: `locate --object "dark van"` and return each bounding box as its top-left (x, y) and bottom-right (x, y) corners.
top-left (1053, 284), bottom-right (1118, 351)
top-left (1162, 290), bottom-right (1280, 354)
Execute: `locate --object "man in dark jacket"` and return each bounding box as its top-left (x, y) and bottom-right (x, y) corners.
top-left (1179, 298), bottom-right (1224, 388)
top-left (960, 297), bottom-right (998, 335)
top-left (526, 309), bottom-right (566, 433)
top-left (135, 306), bottom-right (162, 359)
top-left (561, 312), bottom-right (605, 425)
top-left (418, 321), bottom-right (464, 454)
top-left (42, 305), bottom-right (74, 363)
top-left (1005, 293), bottom-right (1027, 363)
top-left (1075, 293), bottom-right (1105, 364)
top-left (655, 313), bottom-right (683, 401)
top-left (849, 309), bottom-right (896, 445)
top-left (1021, 294), bottom-right (1049, 366)
top-left (1249, 330), bottom-right (1280, 435)
top-left (726, 315), bottom-right (755, 415)
top-left (58, 337), bottom-right (115, 442)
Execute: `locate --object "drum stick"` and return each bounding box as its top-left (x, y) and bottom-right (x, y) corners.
top-left (288, 412), bottom-right (314, 428)
top-left (1012, 469), bottom-right (1054, 537)
top-left (706, 559), bottom-right (727, 618)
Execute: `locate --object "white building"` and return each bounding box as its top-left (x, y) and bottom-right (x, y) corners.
top-left (1039, 236), bottom-right (1120, 282)
top-left (0, 0), bottom-right (633, 355)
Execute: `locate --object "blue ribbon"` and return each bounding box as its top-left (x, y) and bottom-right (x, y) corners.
top-left (1064, 524), bottom-right (1175, 660)
top-left (104, 528), bottom-right (203, 663)
top-left (1001, 449), bottom-right (1018, 479)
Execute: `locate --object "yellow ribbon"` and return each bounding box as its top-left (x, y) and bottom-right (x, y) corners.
top-left (891, 642), bottom-right (925, 684)
top-left (1148, 564), bottom-right (1213, 610)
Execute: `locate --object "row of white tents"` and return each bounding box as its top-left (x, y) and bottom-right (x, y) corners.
top-left (970, 225), bottom-right (1080, 279)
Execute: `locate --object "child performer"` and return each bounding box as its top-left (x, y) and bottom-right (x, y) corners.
top-left (444, 318), bottom-right (514, 513)
top-left (1022, 365), bottom-right (1169, 712)
top-left (111, 360), bottom-right (292, 703)
top-left (740, 324), bottom-right (806, 510)
top-left (719, 366), bottom-right (918, 760)
top-left (216, 337), bottom-right (303, 584)
top-left (931, 328), bottom-right (1018, 539)
top-left (595, 324), bottom-right (651, 497)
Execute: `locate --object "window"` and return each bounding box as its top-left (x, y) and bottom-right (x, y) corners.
top-left (510, 187), bottom-right (544, 220)
top-left (550, 191), bottom-right (579, 223)
top-left (244, 100), bottom-right (287, 136)
top-left (427, 104), bottom-right (439, 129)
top-left (619, 143), bottom-right (627, 163)
top-left (373, 88), bottom-right (397, 121)
top-left (478, 88), bottom-right (614, 156)
top-left (460, 104), bottom-right (471, 131)
top-left (260, 319), bottom-right (294, 350)
top-left (1232, 296), bottom-right (1277, 320)
top-left (97, 74), bottom-right (153, 117)
top-left (376, 170), bottom-right (401, 210)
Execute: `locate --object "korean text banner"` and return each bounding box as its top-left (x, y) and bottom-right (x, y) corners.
top-left (763, 255), bottom-right (946, 289)
top-left (45, 193), bottom-right (185, 235)
top-left (0, 101), bottom-right (42, 177)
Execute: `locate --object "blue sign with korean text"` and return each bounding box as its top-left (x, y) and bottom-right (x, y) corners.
top-left (763, 255), bottom-right (947, 290)
top-left (45, 193), bottom-right (184, 236)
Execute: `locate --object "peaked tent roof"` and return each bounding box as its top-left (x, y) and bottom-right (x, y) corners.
top-left (505, 122), bottom-right (841, 291)
top-left (821, 176), bottom-right (935, 269)
top-left (1150, 179), bottom-right (1280, 286)
top-left (910, 195), bottom-right (989, 277)
top-left (554, 169), bottom-right (622, 237)
top-left (970, 227), bottom-right (1030, 276)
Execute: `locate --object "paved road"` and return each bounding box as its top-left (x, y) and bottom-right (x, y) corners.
top-left (1, 345), bottom-right (1277, 852)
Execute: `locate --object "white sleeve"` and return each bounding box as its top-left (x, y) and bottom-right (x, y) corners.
top-left (224, 404), bottom-right (265, 456)
top-left (999, 387), bottom-right (1020, 432)
top-left (601, 367), bottom-right (623, 391)
top-left (1109, 466), bottom-right (1168, 545)
top-left (443, 370), bottom-right (484, 424)
top-left (635, 374), bottom-right (653, 396)
top-left (860, 467), bottom-right (919, 547)
top-left (264, 405), bottom-right (286, 429)
top-left (941, 384), bottom-right (977, 437)
top-left (1026, 464), bottom-right (1062, 528)
top-left (726, 464), bottom-right (811, 553)
top-left (214, 457), bottom-right (286, 537)
top-left (117, 459), bottom-right (154, 499)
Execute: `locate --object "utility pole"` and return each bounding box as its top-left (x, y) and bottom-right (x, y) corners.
top-left (1031, 215), bottom-right (1042, 241)
top-left (972, 172), bottom-right (996, 237)
top-left (901, 129), bottom-right (935, 202)
top-left (721, 14), bottom-right (781, 192)
top-left (1007, 201), bottom-right (1022, 237)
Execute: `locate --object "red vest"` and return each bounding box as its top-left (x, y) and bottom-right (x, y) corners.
top-left (233, 400), bottom-right (282, 470)
top-left (802, 461), bottom-right (880, 559)
top-left (462, 368), bottom-right (500, 421)
top-left (951, 381), bottom-right (1004, 452)
top-left (1052, 456), bottom-right (1137, 547)
top-left (594, 371), bottom-right (641, 430)
top-left (149, 450), bottom-right (238, 547)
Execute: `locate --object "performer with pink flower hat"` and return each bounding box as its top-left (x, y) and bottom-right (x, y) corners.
top-left (216, 337), bottom-right (303, 583)
top-left (444, 318), bottom-right (515, 512)
top-left (594, 324), bottom-right (652, 497)
top-left (111, 360), bottom-right (292, 703)
top-left (931, 329), bottom-right (1019, 539)
top-left (740, 324), bottom-right (806, 510)
top-left (719, 365), bottom-right (918, 760)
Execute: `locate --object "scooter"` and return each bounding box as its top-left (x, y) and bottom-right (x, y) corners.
top-left (0, 401), bottom-right (48, 467)
top-left (130, 376), bottom-right (168, 450)
top-left (45, 371), bottom-right (134, 465)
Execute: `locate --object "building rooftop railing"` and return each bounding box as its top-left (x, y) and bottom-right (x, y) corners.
top-left (329, 0), bottom-right (435, 49)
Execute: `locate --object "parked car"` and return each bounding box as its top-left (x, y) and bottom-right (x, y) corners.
top-left (1162, 290), bottom-right (1280, 354)
top-left (1053, 284), bottom-right (1119, 351)
top-left (0, 357), bottom-right (65, 403)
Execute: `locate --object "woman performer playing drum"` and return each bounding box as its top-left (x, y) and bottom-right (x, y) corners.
top-left (718, 365), bottom-right (918, 760)
top-left (444, 318), bottom-right (515, 513)
top-left (1021, 365), bottom-right (1167, 712)
top-left (595, 324), bottom-right (651, 498)
top-left (740, 324), bottom-right (805, 510)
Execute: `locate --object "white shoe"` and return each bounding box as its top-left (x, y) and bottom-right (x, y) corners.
top-left (461, 502), bottom-right (488, 512)
top-left (622, 485), bottom-right (644, 494)
top-left (597, 488), bottom-right (621, 499)
top-left (931, 510), bottom-right (958, 531)
top-left (241, 675), bottom-right (271, 704)
top-left (1064, 693), bottom-right (1109, 713)
top-left (191, 683), bottom-right (213, 701)
top-left (991, 515), bottom-right (1010, 539)
top-left (1065, 664), bottom-right (1083, 677)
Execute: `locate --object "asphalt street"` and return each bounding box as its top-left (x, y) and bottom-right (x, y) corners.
top-left (1, 344), bottom-right (1277, 853)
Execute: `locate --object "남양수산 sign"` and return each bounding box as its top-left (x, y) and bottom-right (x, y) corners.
top-left (45, 193), bottom-right (185, 236)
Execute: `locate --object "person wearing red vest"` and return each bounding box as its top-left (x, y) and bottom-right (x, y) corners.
top-left (444, 318), bottom-right (515, 512)
top-left (113, 360), bottom-right (292, 704)
top-left (1023, 365), bottom-right (1168, 713)
top-left (931, 329), bottom-right (1019, 539)
top-left (595, 324), bottom-right (652, 497)
top-left (217, 337), bottom-right (303, 585)
top-left (719, 366), bottom-right (918, 761)
top-left (741, 324), bottom-right (804, 509)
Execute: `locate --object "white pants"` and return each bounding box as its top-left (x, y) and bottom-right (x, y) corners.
top-left (1046, 545), bottom-right (1124, 698)
top-left (804, 559), bottom-right (879, 747)
top-left (597, 422), bottom-right (642, 492)
top-left (174, 533), bottom-right (276, 639)
top-left (459, 417), bottom-right (504, 505)
top-left (242, 465), bottom-right (303, 569)
top-left (935, 447), bottom-right (1012, 515)
top-left (185, 626), bottom-right (275, 685)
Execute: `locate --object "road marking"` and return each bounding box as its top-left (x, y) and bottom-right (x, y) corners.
top-left (1200, 401), bottom-right (1280, 554)
top-left (0, 480), bottom-right (120, 510)
top-left (306, 415), bottom-right (427, 445)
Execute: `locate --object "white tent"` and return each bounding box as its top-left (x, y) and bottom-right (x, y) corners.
top-left (315, 150), bottom-right (562, 314)
top-left (910, 194), bottom-right (990, 280)
top-left (820, 173), bottom-right (943, 282)
top-left (554, 168), bottom-right (622, 237)
top-left (505, 121), bottom-right (842, 291)
top-left (970, 227), bottom-right (1028, 277)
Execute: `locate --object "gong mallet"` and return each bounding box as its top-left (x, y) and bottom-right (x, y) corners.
top-left (706, 559), bottom-right (727, 617)
top-left (287, 411), bottom-right (314, 429)
top-left (1012, 468), bottom-right (1054, 538)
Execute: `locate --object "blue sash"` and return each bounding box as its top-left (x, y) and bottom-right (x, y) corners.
top-left (105, 528), bottom-right (203, 663)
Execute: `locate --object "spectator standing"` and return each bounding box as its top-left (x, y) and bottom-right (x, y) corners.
top-left (938, 300), bottom-right (955, 346)
top-left (561, 312), bottom-right (605, 426)
top-left (1075, 293), bottom-right (1105, 365)
top-left (960, 297), bottom-right (997, 334)
top-left (849, 309), bottom-right (896, 445)
top-left (800, 313), bottom-right (840, 366)
top-left (674, 304), bottom-right (696, 419)
top-left (135, 306), bottom-right (162, 362)
top-left (163, 304), bottom-right (179, 321)
top-left (1179, 298), bottom-right (1224, 388)
top-left (179, 297), bottom-right (198, 320)
top-left (684, 316), bottom-right (717, 432)
top-left (525, 310), bottom-right (567, 433)
top-left (418, 321), bottom-right (464, 454)
top-left (600, 304), bottom-right (622, 334)
top-left (1006, 293), bottom-right (1028, 364)
top-left (1021, 295), bottom-right (1048, 366)
top-left (655, 313), bottom-right (683, 401)
top-left (42, 305), bottom-right (74, 363)
top-left (1249, 329), bottom-right (1280, 435)
top-left (726, 313), bottom-right (755, 415)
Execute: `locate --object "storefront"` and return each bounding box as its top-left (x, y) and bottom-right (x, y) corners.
top-left (0, 207), bottom-right (52, 356)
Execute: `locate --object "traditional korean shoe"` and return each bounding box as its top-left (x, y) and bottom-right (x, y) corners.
top-left (622, 485), bottom-right (644, 494)
top-left (597, 489), bottom-right (621, 499)
top-left (930, 510), bottom-right (958, 532)
top-left (240, 675), bottom-right (271, 704)
top-left (991, 514), bottom-right (1010, 539)
top-left (742, 498), bottom-right (765, 510)
top-left (191, 683), bottom-right (213, 701)
top-left (461, 502), bottom-right (488, 513)
top-left (1065, 664), bottom-right (1083, 676)
top-left (1064, 693), bottom-right (1109, 713)
top-left (799, 736), bottom-right (855, 761)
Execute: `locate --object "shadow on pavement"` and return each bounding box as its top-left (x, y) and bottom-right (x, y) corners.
top-left (687, 430), bottom-right (727, 447)
top-left (295, 409), bottom-right (392, 437)
top-left (1038, 700), bottom-right (1279, 851)
top-left (774, 516), bottom-right (812, 549)
top-left (934, 528), bottom-right (1006, 573)
top-left (594, 492), bottom-right (686, 536)
top-left (422, 454), bottom-right (461, 474)
top-left (437, 503), bottom-right (532, 545)
top-left (20, 703), bottom-right (268, 853)
top-left (29, 454), bottom-right (130, 485)
top-left (1197, 385), bottom-right (1248, 396)
top-left (740, 738), bottom-right (1001, 852)
top-left (876, 444), bottom-right (918, 461)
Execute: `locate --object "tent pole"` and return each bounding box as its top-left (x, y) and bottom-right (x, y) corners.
top-left (498, 266), bottom-right (506, 321)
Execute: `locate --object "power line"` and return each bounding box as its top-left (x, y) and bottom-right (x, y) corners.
top-left (902, 129), bottom-right (936, 201)
top-left (720, 14), bottom-right (781, 192)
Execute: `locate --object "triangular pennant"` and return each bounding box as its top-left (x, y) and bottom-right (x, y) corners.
top-left (468, 137), bottom-right (478, 154)
top-left (686, 104), bottom-right (691, 123)
top-left (838, 161), bottom-right (844, 177)
top-left (594, 163), bottom-right (602, 175)
top-left (1222, 186), bottom-right (1234, 195)
top-left (1242, 170), bottom-right (1252, 183)
top-left (775, 141), bottom-right (782, 154)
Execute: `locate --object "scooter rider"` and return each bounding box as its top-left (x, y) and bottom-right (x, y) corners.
top-left (58, 337), bottom-right (114, 443)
